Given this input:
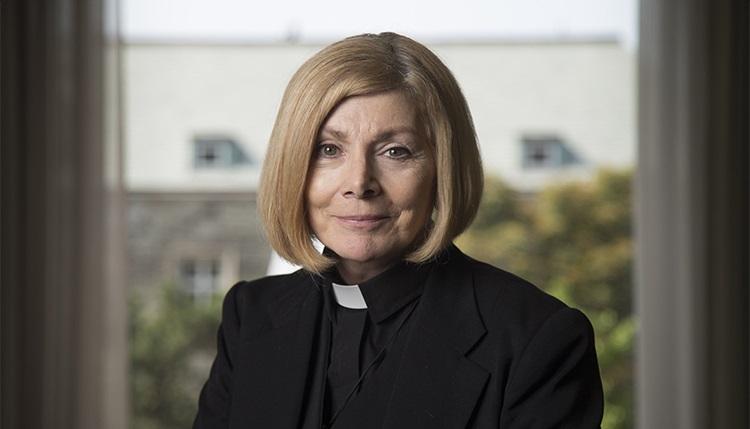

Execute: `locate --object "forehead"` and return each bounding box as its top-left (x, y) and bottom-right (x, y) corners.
top-left (320, 91), bottom-right (418, 136)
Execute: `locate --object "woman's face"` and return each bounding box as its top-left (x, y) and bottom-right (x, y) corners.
top-left (305, 90), bottom-right (435, 279)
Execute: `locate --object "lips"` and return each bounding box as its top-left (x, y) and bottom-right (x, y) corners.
top-left (337, 215), bottom-right (389, 221)
top-left (333, 214), bottom-right (390, 229)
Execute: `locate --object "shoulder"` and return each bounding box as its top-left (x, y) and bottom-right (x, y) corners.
top-left (452, 247), bottom-right (567, 314)
top-left (450, 246), bottom-right (591, 344)
top-left (226, 269), bottom-right (314, 307)
top-left (220, 269), bottom-right (319, 335)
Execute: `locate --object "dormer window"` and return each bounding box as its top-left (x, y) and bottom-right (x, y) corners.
top-left (193, 136), bottom-right (252, 168)
top-left (521, 135), bottom-right (580, 169)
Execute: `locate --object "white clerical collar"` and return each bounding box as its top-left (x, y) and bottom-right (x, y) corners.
top-left (331, 282), bottom-right (368, 309)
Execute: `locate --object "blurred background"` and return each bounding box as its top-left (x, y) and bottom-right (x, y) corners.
top-left (121, 1), bottom-right (637, 427)
top-left (3, 1), bottom-right (746, 428)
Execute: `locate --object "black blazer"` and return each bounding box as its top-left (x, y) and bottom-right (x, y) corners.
top-left (194, 246), bottom-right (603, 428)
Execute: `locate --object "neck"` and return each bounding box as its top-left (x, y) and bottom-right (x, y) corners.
top-left (336, 258), bottom-right (396, 284)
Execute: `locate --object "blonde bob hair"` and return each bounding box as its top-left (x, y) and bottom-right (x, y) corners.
top-left (258, 32), bottom-right (483, 274)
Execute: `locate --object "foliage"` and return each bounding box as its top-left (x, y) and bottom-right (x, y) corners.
top-left (129, 285), bottom-right (222, 429)
top-left (457, 168), bottom-right (634, 429)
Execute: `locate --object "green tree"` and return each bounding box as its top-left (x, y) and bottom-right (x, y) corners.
top-left (129, 285), bottom-right (222, 429)
top-left (457, 169), bottom-right (634, 429)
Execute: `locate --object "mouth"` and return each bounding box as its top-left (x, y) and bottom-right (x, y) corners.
top-left (333, 214), bottom-right (390, 229)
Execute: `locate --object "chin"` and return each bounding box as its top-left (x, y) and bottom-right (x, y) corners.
top-left (328, 240), bottom-right (395, 265)
top-left (334, 247), bottom-right (386, 265)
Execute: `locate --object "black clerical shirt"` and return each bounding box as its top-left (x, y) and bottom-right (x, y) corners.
top-left (318, 259), bottom-right (432, 428)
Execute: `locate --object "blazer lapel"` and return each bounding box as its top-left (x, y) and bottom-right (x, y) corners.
top-left (382, 248), bottom-right (490, 428)
top-left (236, 275), bottom-right (327, 429)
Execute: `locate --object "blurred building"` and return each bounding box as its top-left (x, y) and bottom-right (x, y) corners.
top-left (124, 38), bottom-right (635, 297)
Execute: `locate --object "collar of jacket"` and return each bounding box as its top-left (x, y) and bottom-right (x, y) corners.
top-left (238, 244), bottom-right (491, 429)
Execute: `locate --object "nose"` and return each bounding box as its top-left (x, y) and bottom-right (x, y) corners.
top-left (342, 152), bottom-right (381, 199)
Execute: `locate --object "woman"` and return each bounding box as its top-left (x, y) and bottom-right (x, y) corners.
top-left (194, 32), bottom-right (603, 429)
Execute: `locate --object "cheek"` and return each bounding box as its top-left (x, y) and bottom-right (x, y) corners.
top-left (305, 187), bottom-right (327, 238)
top-left (391, 169), bottom-right (435, 217)
top-left (305, 170), bottom-right (334, 209)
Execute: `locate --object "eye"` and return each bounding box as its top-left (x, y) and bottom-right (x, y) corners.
top-left (316, 143), bottom-right (340, 158)
top-left (385, 146), bottom-right (412, 159)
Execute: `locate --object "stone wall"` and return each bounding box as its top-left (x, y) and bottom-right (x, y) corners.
top-left (127, 192), bottom-right (271, 298)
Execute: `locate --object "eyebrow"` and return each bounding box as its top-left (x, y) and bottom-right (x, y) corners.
top-left (319, 126), bottom-right (418, 143)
